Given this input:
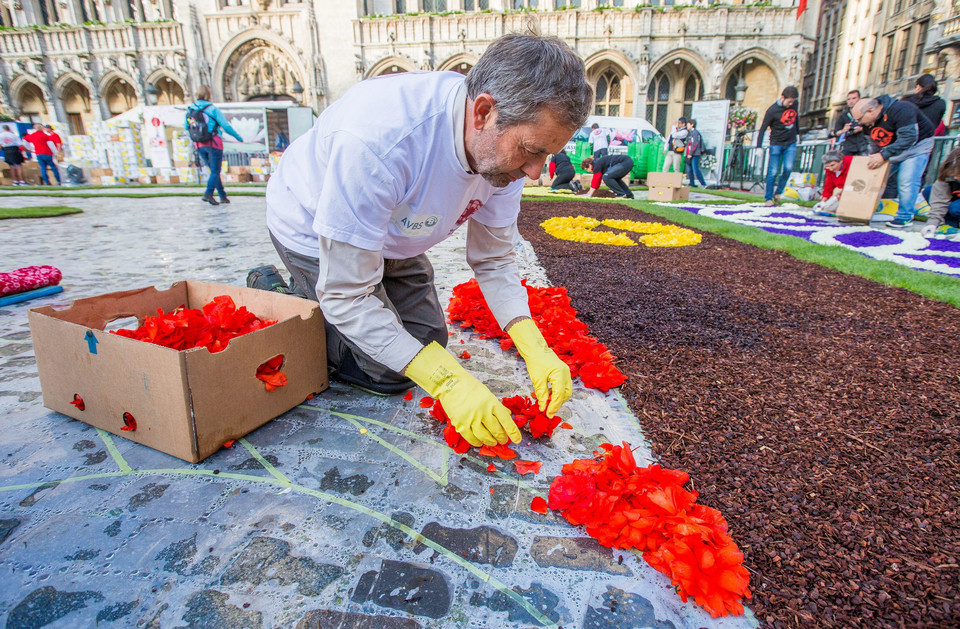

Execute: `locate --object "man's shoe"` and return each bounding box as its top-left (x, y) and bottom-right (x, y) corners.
top-left (246, 265), bottom-right (292, 294)
top-left (763, 200), bottom-right (776, 207)
top-left (202, 194), bottom-right (219, 205)
top-left (885, 218), bottom-right (911, 229)
top-left (774, 194), bottom-right (781, 204)
top-left (219, 197), bottom-right (230, 204)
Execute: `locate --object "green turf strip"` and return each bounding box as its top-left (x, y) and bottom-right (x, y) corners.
top-left (521, 194), bottom-right (960, 309)
top-left (0, 206), bottom-right (83, 219)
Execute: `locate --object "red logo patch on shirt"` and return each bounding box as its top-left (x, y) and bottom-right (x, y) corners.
top-left (870, 127), bottom-right (894, 147)
top-left (456, 200), bottom-right (483, 226)
top-left (780, 109), bottom-right (797, 126)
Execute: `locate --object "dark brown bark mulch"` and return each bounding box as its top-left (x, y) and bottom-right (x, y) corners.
top-left (517, 200), bottom-right (960, 629)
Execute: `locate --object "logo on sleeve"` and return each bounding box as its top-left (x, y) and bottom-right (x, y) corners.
top-left (870, 127), bottom-right (894, 147)
top-left (456, 199), bottom-right (483, 226)
top-left (780, 109), bottom-right (797, 126)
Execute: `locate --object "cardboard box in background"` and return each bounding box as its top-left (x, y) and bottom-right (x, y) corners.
top-left (173, 160), bottom-right (191, 168)
top-left (837, 156), bottom-right (890, 223)
top-left (237, 173), bottom-right (253, 183)
top-left (648, 186), bottom-right (690, 202)
top-left (252, 174), bottom-right (270, 183)
top-left (228, 166), bottom-right (250, 175)
top-left (222, 174), bottom-right (237, 184)
top-left (22, 162), bottom-right (41, 185)
top-left (137, 176), bottom-right (157, 185)
top-left (90, 167), bottom-right (113, 177)
top-left (156, 175), bottom-right (181, 185)
top-left (524, 176), bottom-right (542, 187)
top-left (28, 281), bottom-right (328, 463)
top-left (250, 158), bottom-right (266, 168)
top-left (647, 171), bottom-right (684, 188)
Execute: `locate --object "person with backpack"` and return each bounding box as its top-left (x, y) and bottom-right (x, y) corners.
top-left (662, 117), bottom-right (688, 174)
top-left (684, 119), bottom-right (707, 188)
top-left (185, 86), bottom-right (244, 205)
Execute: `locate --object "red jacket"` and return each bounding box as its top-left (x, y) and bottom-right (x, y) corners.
top-left (822, 155), bottom-right (853, 200)
top-left (24, 131), bottom-right (54, 156)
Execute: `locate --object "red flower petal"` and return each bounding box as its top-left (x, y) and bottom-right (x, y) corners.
top-left (403, 391), bottom-right (413, 401)
top-left (458, 350), bottom-right (471, 359)
top-left (530, 496), bottom-right (548, 514)
top-left (419, 396), bottom-right (435, 408)
top-left (70, 394), bottom-right (85, 411)
top-left (514, 460), bottom-right (542, 475)
top-left (222, 440), bottom-right (235, 448)
top-left (486, 463), bottom-right (496, 472)
top-left (120, 412), bottom-right (137, 431)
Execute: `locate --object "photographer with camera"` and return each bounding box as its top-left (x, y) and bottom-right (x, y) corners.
top-left (830, 90), bottom-right (868, 156)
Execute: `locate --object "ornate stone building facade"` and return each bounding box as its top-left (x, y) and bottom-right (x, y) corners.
top-left (0, 0), bottom-right (817, 137)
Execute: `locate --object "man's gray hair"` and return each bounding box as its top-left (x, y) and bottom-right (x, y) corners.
top-left (861, 98), bottom-right (880, 110)
top-left (822, 149), bottom-right (843, 164)
top-left (466, 33), bottom-right (592, 131)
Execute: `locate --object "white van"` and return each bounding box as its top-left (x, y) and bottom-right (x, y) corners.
top-left (565, 115), bottom-right (664, 153)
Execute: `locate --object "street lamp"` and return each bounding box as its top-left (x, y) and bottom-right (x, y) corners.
top-left (734, 76), bottom-right (747, 104)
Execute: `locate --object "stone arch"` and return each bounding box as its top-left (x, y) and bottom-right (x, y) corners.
top-left (99, 70), bottom-right (139, 115)
top-left (437, 53), bottom-right (477, 75)
top-left (55, 74), bottom-right (94, 134)
top-left (146, 69), bottom-right (186, 105)
top-left (583, 50), bottom-right (637, 117)
top-left (366, 56), bottom-right (417, 78)
top-left (214, 29), bottom-right (308, 102)
top-left (721, 48), bottom-right (784, 118)
top-left (645, 49), bottom-right (707, 136)
top-left (10, 76), bottom-right (48, 117)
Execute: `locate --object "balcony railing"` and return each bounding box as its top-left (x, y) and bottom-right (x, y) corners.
top-left (0, 21), bottom-right (183, 59)
top-left (942, 14), bottom-right (960, 38)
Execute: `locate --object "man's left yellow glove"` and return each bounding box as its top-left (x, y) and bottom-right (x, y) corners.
top-left (507, 318), bottom-right (572, 417)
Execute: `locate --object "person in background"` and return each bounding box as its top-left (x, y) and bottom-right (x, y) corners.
top-left (185, 85), bottom-right (244, 206)
top-left (684, 119), bottom-right (707, 188)
top-left (662, 117), bottom-right (687, 174)
top-left (757, 85), bottom-right (800, 206)
top-left (581, 153), bottom-right (634, 199)
top-left (852, 95), bottom-right (935, 228)
top-left (0, 124), bottom-right (26, 185)
top-left (589, 123), bottom-right (610, 159)
top-left (548, 150), bottom-right (582, 193)
top-left (275, 131), bottom-right (290, 152)
top-left (902, 74), bottom-right (947, 134)
top-left (23, 123), bottom-right (61, 186)
top-left (813, 149), bottom-right (853, 216)
top-left (830, 90), bottom-right (868, 156)
top-left (920, 148), bottom-right (960, 238)
top-left (44, 125), bottom-right (64, 161)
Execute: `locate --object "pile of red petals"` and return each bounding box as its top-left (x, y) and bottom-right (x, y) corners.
top-left (111, 295), bottom-right (276, 353)
top-left (546, 441), bottom-right (751, 618)
top-left (426, 398), bottom-right (557, 461)
top-left (501, 395), bottom-right (562, 439)
top-left (447, 279), bottom-right (626, 392)
top-left (255, 356), bottom-right (288, 391)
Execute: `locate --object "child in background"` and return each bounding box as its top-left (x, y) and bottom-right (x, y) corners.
top-left (920, 148), bottom-right (960, 238)
top-left (813, 149), bottom-right (853, 216)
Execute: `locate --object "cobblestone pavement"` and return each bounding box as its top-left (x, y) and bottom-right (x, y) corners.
top-left (0, 194), bottom-right (756, 628)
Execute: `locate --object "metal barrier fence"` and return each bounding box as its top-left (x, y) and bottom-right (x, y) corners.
top-left (719, 136), bottom-right (959, 191)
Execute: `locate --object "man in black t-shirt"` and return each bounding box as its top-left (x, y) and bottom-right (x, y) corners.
top-left (581, 153), bottom-right (634, 198)
top-left (852, 94), bottom-right (935, 228)
top-left (548, 151), bottom-right (582, 192)
top-left (830, 90), bottom-right (868, 156)
top-left (757, 86), bottom-right (801, 206)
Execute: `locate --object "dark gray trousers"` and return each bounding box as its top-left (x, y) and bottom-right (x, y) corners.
top-left (270, 233), bottom-right (448, 385)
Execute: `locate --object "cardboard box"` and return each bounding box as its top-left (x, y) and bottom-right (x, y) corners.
top-left (173, 160), bottom-right (191, 168)
top-left (250, 158), bottom-right (266, 168)
top-left (252, 174), bottom-right (270, 183)
top-left (646, 171), bottom-right (684, 189)
top-left (648, 185), bottom-right (690, 201)
top-left (156, 175), bottom-right (181, 185)
top-left (22, 162), bottom-right (41, 185)
top-left (237, 173), bottom-right (253, 183)
top-left (229, 166), bottom-right (249, 175)
top-left (222, 174), bottom-right (237, 184)
top-left (29, 281), bottom-right (328, 463)
top-left (90, 167), bottom-right (113, 177)
top-left (837, 157), bottom-right (890, 223)
top-left (137, 176), bottom-right (157, 185)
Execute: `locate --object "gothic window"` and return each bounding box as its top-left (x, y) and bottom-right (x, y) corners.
top-left (554, 0), bottom-right (581, 6)
top-left (682, 73), bottom-right (702, 120)
top-left (422, 0), bottom-right (446, 10)
top-left (646, 71), bottom-right (670, 135)
top-left (595, 70), bottom-right (624, 116)
top-left (513, 0), bottom-right (538, 8)
top-left (911, 20), bottom-right (928, 75)
top-left (395, 0), bottom-right (405, 12)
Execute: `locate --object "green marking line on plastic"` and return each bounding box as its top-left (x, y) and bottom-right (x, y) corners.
top-left (239, 437), bottom-right (291, 485)
top-left (97, 428), bottom-right (132, 473)
top-left (333, 412), bottom-right (449, 486)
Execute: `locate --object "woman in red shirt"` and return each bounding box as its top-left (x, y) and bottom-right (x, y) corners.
top-left (814, 150), bottom-right (853, 216)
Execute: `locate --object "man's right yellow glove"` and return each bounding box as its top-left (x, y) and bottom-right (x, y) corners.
top-left (405, 342), bottom-right (521, 447)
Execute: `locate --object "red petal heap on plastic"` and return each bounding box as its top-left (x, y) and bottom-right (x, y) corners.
top-left (514, 460), bottom-right (543, 475)
top-left (110, 295), bottom-right (276, 353)
top-left (447, 279), bottom-right (626, 392)
top-left (547, 442), bottom-right (751, 618)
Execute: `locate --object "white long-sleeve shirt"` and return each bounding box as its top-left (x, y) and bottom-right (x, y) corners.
top-left (266, 71), bottom-right (531, 372)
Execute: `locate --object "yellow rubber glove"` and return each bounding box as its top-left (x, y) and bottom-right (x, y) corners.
top-left (508, 318), bottom-right (573, 417)
top-left (405, 342), bottom-right (522, 447)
